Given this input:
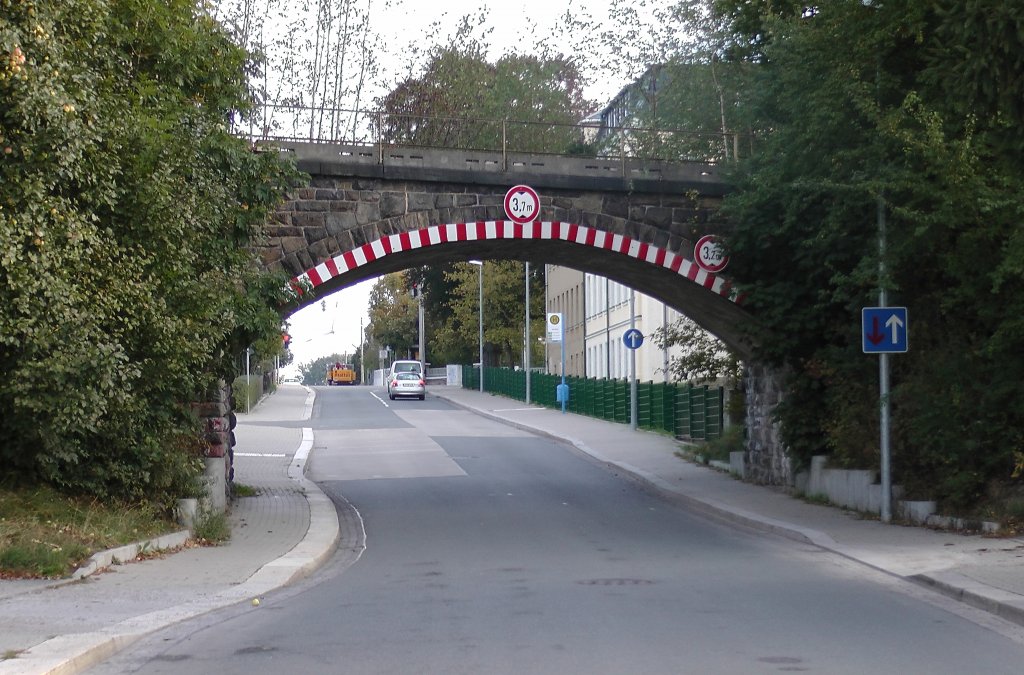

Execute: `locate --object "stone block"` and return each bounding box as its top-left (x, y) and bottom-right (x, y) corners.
top-left (303, 227), bottom-right (329, 244)
top-left (408, 192), bottom-right (435, 212)
top-left (355, 202), bottom-right (381, 225)
top-left (325, 211), bottom-right (357, 236)
top-left (380, 192), bottom-right (406, 217)
top-left (898, 500), bottom-right (937, 525)
top-left (280, 236), bottom-right (308, 254)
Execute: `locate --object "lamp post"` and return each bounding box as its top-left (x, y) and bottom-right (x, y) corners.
top-left (359, 317), bottom-right (365, 385)
top-left (469, 261), bottom-right (484, 392)
top-left (525, 261), bottom-right (531, 404)
top-left (629, 289), bottom-right (637, 431)
top-left (862, 0), bottom-right (892, 523)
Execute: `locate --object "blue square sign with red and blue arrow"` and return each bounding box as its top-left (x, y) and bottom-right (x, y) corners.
top-left (862, 307), bottom-right (908, 353)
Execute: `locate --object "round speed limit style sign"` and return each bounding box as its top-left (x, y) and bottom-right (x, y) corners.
top-left (694, 234), bottom-right (729, 273)
top-left (504, 185), bottom-right (540, 224)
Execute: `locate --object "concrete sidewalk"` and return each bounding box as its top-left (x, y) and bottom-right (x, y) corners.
top-left (0, 385), bottom-right (342, 675)
top-left (429, 386), bottom-right (1024, 627)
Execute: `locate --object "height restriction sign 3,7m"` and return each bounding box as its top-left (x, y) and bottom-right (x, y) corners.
top-left (504, 185), bottom-right (540, 224)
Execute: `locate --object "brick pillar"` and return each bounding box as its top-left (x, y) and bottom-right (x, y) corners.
top-left (190, 379), bottom-right (235, 513)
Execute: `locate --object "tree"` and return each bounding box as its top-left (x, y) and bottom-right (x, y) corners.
top-left (0, 0), bottom-right (299, 504)
top-left (366, 273), bottom-right (418, 360)
top-left (215, 0), bottom-right (380, 142)
top-left (374, 27), bottom-right (592, 154)
top-left (716, 1), bottom-right (1024, 508)
top-left (651, 317), bottom-right (741, 384)
top-left (431, 262), bottom-right (545, 369)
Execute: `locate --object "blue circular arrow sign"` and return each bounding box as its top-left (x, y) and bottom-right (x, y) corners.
top-left (623, 328), bottom-right (644, 350)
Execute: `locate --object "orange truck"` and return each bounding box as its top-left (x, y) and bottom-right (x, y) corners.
top-left (327, 362), bottom-right (357, 385)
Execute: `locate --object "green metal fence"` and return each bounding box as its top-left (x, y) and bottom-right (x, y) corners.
top-left (463, 366), bottom-right (724, 440)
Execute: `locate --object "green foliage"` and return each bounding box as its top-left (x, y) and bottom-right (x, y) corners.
top-left (0, 0), bottom-right (300, 504)
top-left (718, 0), bottom-right (1024, 510)
top-left (700, 425), bottom-right (744, 463)
top-left (0, 483), bottom-right (176, 578)
top-left (192, 508), bottom-right (230, 544)
top-left (432, 262), bottom-right (545, 368)
top-left (651, 316), bottom-right (741, 384)
top-left (231, 375), bottom-right (262, 413)
top-left (366, 273), bottom-right (419, 359)
top-left (374, 24), bottom-right (591, 153)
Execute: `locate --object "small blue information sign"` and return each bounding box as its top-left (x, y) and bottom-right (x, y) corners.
top-left (623, 328), bottom-right (644, 350)
top-left (862, 307), bottom-right (908, 353)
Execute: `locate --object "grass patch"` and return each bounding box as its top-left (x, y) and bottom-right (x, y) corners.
top-left (232, 483), bottom-right (259, 498)
top-left (0, 485), bottom-right (178, 579)
top-left (801, 492), bottom-right (832, 506)
top-left (192, 510), bottom-right (231, 545)
top-left (700, 426), bottom-right (745, 463)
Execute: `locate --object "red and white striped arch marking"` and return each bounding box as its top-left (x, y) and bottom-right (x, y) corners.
top-left (290, 221), bottom-right (743, 304)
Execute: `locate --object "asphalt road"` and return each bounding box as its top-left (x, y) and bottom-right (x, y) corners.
top-left (89, 386), bottom-right (1024, 674)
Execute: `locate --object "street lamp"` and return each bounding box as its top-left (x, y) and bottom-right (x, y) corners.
top-left (469, 260), bottom-right (484, 392)
top-left (524, 261), bottom-right (531, 404)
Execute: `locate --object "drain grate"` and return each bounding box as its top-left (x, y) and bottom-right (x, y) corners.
top-left (576, 578), bottom-right (655, 586)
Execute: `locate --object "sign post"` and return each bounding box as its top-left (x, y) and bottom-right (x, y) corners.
top-left (547, 313), bottom-right (568, 413)
top-left (862, 306), bottom-right (908, 523)
top-left (623, 323), bottom-right (644, 431)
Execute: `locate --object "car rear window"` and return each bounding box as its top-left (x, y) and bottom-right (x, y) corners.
top-left (396, 372), bottom-right (420, 380)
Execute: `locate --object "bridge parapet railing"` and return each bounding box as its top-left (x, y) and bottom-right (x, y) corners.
top-left (233, 104), bottom-right (751, 167)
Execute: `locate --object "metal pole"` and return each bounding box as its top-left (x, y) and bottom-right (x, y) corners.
top-left (502, 119), bottom-right (508, 172)
top-left (360, 317), bottom-right (365, 385)
top-left (605, 277), bottom-right (611, 378)
top-left (878, 192), bottom-right (892, 523)
top-left (418, 288), bottom-right (426, 372)
top-left (560, 334), bottom-right (566, 414)
top-left (245, 347), bottom-right (251, 413)
top-left (478, 263), bottom-right (484, 393)
top-left (525, 262), bottom-right (531, 404)
top-left (662, 303), bottom-right (669, 383)
top-left (629, 289), bottom-right (637, 431)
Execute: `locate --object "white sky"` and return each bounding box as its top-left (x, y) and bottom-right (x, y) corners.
top-left (283, 279), bottom-right (375, 373)
top-left (371, 0), bottom-right (630, 103)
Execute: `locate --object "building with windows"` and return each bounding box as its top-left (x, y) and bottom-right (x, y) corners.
top-left (544, 265), bottom-right (689, 383)
top-left (543, 265), bottom-right (586, 377)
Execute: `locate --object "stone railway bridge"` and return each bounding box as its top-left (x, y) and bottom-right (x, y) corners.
top-left (252, 141), bottom-right (786, 485)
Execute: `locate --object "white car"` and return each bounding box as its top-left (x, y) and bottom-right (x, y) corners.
top-left (388, 371), bottom-right (425, 400)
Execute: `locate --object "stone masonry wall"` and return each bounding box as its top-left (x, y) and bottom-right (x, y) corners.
top-left (743, 362), bottom-right (791, 486)
top-left (260, 177), bottom-right (723, 279)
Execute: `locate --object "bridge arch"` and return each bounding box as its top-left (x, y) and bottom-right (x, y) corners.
top-left (280, 217), bottom-right (752, 357)
top-left (254, 144), bottom-right (786, 484)
top-left (262, 145), bottom-right (755, 355)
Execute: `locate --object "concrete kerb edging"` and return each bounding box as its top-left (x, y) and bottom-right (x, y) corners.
top-left (1, 388), bottom-right (338, 675)
top-left (910, 571), bottom-right (1024, 628)
top-left (70, 530), bottom-right (193, 581)
top-left (431, 390), bottom-right (1024, 629)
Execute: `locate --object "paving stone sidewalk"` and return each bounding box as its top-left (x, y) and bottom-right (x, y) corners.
top-left (0, 385), bottom-right (337, 675)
